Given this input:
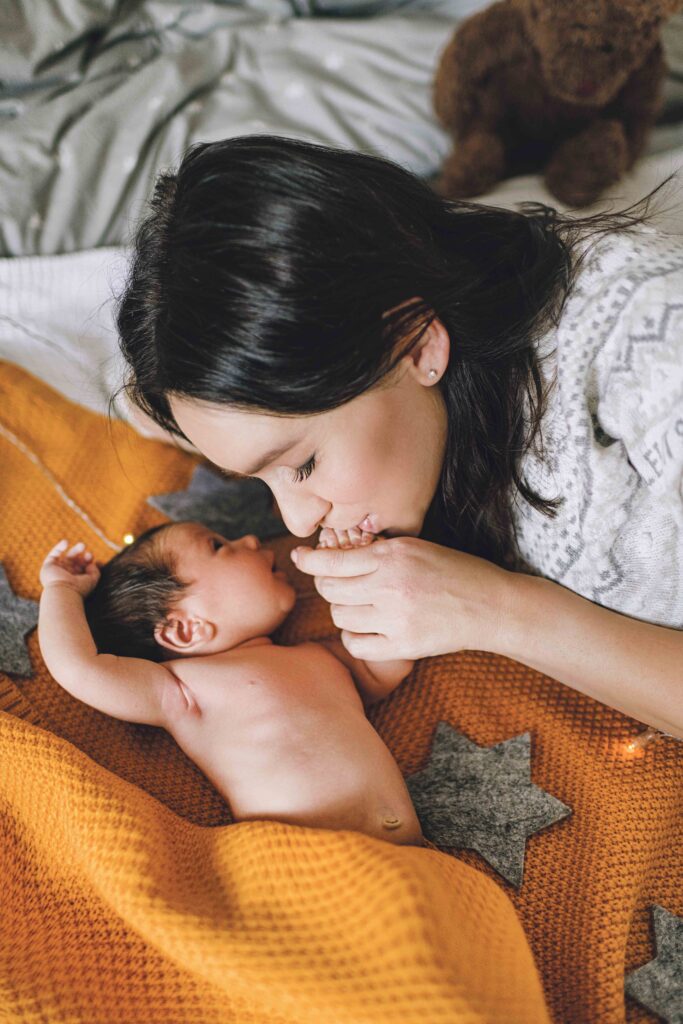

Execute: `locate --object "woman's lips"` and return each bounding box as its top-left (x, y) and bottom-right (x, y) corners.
top-left (358, 514), bottom-right (379, 533)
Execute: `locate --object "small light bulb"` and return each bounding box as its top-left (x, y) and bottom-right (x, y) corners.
top-left (123, 533), bottom-right (135, 546)
top-left (625, 727), bottom-right (660, 753)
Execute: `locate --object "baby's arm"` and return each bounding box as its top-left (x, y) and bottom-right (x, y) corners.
top-left (318, 636), bottom-right (413, 707)
top-left (38, 540), bottom-right (174, 726)
top-left (317, 528), bottom-right (414, 705)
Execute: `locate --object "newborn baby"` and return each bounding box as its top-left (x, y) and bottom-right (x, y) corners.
top-left (38, 522), bottom-right (422, 845)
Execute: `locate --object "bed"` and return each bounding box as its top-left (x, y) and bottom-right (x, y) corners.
top-left (1, 3), bottom-right (682, 1022)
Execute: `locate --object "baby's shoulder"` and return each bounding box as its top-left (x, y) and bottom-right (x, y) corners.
top-left (226, 640), bottom-right (350, 687)
top-left (278, 639), bottom-right (345, 668)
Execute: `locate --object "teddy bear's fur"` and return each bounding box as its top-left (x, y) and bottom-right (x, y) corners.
top-left (433, 0), bottom-right (682, 207)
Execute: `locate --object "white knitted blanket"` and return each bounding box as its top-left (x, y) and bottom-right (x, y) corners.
top-left (513, 226), bottom-right (683, 628)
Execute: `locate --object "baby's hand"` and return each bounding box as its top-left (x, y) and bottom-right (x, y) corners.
top-left (317, 527), bottom-right (375, 550)
top-left (40, 540), bottom-right (101, 597)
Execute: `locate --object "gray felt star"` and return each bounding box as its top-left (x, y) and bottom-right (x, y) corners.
top-left (149, 465), bottom-right (287, 540)
top-left (0, 562), bottom-right (39, 678)
top-left (406, 722), bottom-right (572, 888)
top-left (625, 906), bottom-right (683, 1023)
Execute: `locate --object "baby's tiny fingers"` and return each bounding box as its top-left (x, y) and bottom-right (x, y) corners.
top-left (67, 542), bottom-right (86, 556)
top-left (47, 539), bottom-right (69, 558)
top-left (317, 527), bottom-right (338, 549)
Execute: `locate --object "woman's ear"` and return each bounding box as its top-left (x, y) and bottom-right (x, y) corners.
top-left (404, 313), bottom-right (451, 386)
top-left (154, 613), bottom-right (216, 654)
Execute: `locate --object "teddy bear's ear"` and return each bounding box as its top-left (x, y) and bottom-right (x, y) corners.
top-left (619, 0), bottom-right (682, 20)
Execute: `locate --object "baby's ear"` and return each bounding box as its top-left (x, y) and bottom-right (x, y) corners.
top-left (154, 615), bottom-right (215, 653)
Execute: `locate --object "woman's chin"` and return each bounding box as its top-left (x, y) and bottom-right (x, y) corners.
top-left (383, 522), bottom-right (422, 539)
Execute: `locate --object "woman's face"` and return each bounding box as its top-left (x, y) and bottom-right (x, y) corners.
top-left (169, 338), bottom-right (449, 540)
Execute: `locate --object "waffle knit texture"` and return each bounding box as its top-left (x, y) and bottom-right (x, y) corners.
top-left (0, 361), bottom-right (681, 1024)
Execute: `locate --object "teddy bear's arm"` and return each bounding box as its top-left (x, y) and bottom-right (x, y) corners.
top-left (610, 42), bottom-right (667, 167)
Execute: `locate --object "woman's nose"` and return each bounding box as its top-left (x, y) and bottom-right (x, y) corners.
top-left (271, 487), bottom-right (330, 538)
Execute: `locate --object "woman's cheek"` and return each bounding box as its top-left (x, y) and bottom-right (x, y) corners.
top-left (320, 454), bottom-right (383, 506)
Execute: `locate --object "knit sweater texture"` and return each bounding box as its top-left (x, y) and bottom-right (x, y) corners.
top-left (513, 225), bottom-right (683, 628)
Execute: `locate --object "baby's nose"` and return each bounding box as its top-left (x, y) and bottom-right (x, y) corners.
top-left (240, 534), bottom-right (260, 551)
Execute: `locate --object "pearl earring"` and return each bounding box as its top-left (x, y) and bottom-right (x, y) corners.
top-left (428, 369), bottom-right (438, 380)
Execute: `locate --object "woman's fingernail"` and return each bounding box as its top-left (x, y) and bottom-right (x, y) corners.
top-left (290, 548), bottom-right (299, 564)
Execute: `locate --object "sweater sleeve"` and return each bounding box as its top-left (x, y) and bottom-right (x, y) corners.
top-left (512, 227), bottom-right (683, 629)
top-left (592, 235), bottom-right (683, 527)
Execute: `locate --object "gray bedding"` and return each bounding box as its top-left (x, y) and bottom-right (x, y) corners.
top-left (2, 0), bottom-right (683, 257)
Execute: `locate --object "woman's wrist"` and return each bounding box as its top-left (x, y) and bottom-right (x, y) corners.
top-left (480, 566), bottom-right (683, 738)
top-left (488, 569), bottom-right (548, 660)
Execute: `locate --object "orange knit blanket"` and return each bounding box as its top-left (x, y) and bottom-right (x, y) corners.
top-left (0, 360), bottom-right (680, 1023)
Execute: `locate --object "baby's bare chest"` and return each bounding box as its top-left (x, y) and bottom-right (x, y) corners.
top-left (167, 643), bottom-right (361, 753)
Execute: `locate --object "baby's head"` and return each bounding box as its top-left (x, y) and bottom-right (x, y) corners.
top-left (85, 521), bottom-right (296, 661)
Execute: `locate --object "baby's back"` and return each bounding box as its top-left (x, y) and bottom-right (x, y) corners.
top-left (164, 640), bottom-right (422, 845)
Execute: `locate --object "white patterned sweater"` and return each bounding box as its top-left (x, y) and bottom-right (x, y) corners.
top-left (511, 225), bottom-right (683, 629)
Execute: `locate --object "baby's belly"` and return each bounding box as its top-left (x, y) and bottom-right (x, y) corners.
top-left (183, 709), bottom-right (423, 846)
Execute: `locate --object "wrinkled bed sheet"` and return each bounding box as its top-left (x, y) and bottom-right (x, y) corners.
top-left (1, 0), bottom-right (683, 256)
top-left (0, 0), bottom-right (485, 256)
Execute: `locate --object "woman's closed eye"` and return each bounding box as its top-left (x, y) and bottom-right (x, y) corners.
top-left (211, 537), bottom-right (225, 551)
top-left (291, 454), bottom-right (316, 484)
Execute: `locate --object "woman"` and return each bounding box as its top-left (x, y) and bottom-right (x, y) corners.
top-left (117, 135), bottom-right (683, 740)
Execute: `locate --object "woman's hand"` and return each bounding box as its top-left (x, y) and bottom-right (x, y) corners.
top-left (40, 540), bottom-right (101, 598)
top-left (292, 535), bottom-right (514, 661)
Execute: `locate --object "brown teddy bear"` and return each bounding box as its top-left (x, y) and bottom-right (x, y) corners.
top-left (433, 0), bottom-right (683, 207)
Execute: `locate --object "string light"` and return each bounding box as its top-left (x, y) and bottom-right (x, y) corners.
top-left (620, 725), bottom-right (682, 757)
top-left (122, 534), bottom-right (135, 546)
top-left (625, 727), bottom-right (661, 753)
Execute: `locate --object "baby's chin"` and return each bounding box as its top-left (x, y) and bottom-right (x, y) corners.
top-left (274, 578), bottom-right (297, 615)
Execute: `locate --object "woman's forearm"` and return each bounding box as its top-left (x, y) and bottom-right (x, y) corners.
top-left (496, 573), bottom-right (683, 739)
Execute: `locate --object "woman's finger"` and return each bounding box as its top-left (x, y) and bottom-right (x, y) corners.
top-left (292, 544), bottom-right (378, 578)
top-left (314, 575), bottom-right (375, 605)
top-left (340, 629), bottom-right (393, 661)
top-left (329, 603), bottom-right (377, 632)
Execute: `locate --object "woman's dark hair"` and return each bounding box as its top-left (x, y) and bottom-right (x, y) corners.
top-left (84, 523), bottom-right (187, 661)
top-left (116, 135), bottom-right (669, 563)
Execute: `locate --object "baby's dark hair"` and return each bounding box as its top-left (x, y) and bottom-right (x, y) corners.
top-left (84, 523), bottom-right (187, 661)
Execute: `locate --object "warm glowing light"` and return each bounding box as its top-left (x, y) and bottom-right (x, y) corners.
top-left (623, 727), bottom-right (660, 756)
top-left (123, 533), bottom-right (135, 545)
